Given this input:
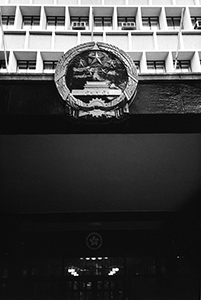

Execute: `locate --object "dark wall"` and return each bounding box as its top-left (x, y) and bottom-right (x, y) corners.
top-left (0, 79), bottom-right (201, 133)
top-left (0, 212), bottom-right (200, 300)
top-left (0, 79), bottom-right (201, 115)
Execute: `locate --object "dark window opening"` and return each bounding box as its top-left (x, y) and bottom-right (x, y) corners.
top-left (71, 16), bottom-right (89, 26)
top-left (0, 60), bottom-right (6, 69)
top-left (43, 60), bottom-right (58, 70)
top-left (174, 60), bottom-right (191, 72)
top-left (94, 17), bottom-right (112, 27)
top-left (191, 16), bottom-right (201, 29)
top-left (2, 15), bottom-right (15, 27)
top-left (17, 60), bottom-right (36, 70)
top-left (22, 16), bottom-right (40, 28)
top-left (134, 60), bottom-right (140, 72)
top-left (147, 60), bottom-right (165, 73)
top-left (117, 17), bottom-right (136, 27)
top-left (142, 17), bottom-right (160, 30)
top-left (46, 16), bottom-right (65, 28)
top-left (167, 17), bottom-right (181, 29)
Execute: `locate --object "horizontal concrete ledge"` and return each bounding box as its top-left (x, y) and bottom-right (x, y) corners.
top-left (0, 72), bottom-right (201, 81)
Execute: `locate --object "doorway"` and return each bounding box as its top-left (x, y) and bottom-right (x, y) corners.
top-left (65, 257), bottom-right (124, 300)
top-left (66, 277), bottom-right (124, 300)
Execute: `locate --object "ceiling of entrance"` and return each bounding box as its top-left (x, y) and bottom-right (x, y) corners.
top-left (0, 134), bottom-right (200, 214)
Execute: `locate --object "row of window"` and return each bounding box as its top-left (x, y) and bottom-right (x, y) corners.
top-left (2, 15), bottom-right (201, 30)
top-left (0, 59), bottom-right (193, 73)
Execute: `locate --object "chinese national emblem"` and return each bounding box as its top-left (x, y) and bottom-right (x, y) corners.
top-left (86, 232), bottom-right (103, 250)
top-left (55, 42), bottom-right (138, 119)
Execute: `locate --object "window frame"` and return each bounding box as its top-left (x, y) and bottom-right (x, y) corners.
top-left (147, 60), bottom-right (166, 73)
top-left (17, 60), bottom-right (36, 71)
top-left (46, 16), bottom-right (65, 29)
top-left (142, 16), bottom-right (160, 30)
top-left (117, 17), bottom-right (136, 27)
top-left (94, 16), bottom-right (112, 28)
top-left (0, 60), bottom-right (6, 70)
top-left (191, 16), bottom-right (201, 28)
top-left (2, 15), bottom-right (15, 27)
top-left (43, 60), bottom-right (58, 71)
top-left (173, 60), bottom-right (191, 72)
top-left (166, 17), bottom-right (181, 30)
top-left (134, 61), bottom-right (140, 73)
top-left (70, 16), bottom-right (89, 26)
top-left (22, 16), bottom-right (40, 29)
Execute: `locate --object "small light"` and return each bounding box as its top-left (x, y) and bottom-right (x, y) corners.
top-left (68, 268), bottom-right (75, 273)
top-left (104, 257), bottom-right (108, 260)
top-left (91, 257), bottom-right (96, 260)
top-left (86, 257), bottom-right (90, 260)
top-left (113, 268), bottom-right (119, 272)
top-left (98, 257), bottom-right (102, 260)
top-left (80, 258), bottom-right (84, 260)
top-left (177, 256), bottom-right (180, 259)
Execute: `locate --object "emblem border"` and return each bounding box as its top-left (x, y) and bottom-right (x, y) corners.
top-left (86, 232), bottom-right (103, 250)
top-left (54, 42), bottom-right (138, 118)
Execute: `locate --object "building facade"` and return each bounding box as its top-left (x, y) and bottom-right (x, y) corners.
top-left (0, 0), bottom-right (200, 300)
top-left (0, 0), bottom-right (201, 73)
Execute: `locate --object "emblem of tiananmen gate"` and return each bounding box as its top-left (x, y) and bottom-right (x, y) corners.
top-left (55, 42), bottom-right (138, 119)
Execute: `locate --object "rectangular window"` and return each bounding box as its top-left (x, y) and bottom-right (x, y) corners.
top-left (134, 61), bottom-right (140, 73)
top-left (71, 17), bottom-right (89, 25)
top-left (118, 17), bottom-right (135, 27)
top-left (47, 16), bottom-right (65, 29)
top-left (17, 60), bottom-right (36, 71)
top-left (142, 17), bottom-right (159, 30)
top-left (94, 17), bottom-right (112, 28)
top-left (174, 60), bottom-right (191, 72)
top-left (0, 60), bottom-right (6, 70)
top-left (147, 61), bottom-right (165, 73)
top-left (22, 16), bottom-right (40, 29)
top-left (43, 60), bottom-right (58, 71)
top-left (191, 17), bottom-right (201, 29)
top-left (2, 15), bottom-right (15, 28)
top-left (167, 17), bottom-right (181, 30)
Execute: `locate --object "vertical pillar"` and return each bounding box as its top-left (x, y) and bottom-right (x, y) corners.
top-left (136, 7), bottom-right (142, 30)
top-left (165, 51), bottom-right (174, 73)
top-left (128, 32), bottom-right (132, 51)
top-left (113, 7), bottom-right (118, 31)
top-left (24, 31), bottom-right (29, 49)
top-left (191, 51), bottom-right (201, 72)
top-left (160, 7), bottom-right (167, 31)
top-left (36, 51), bottom-right (43, 72)
top-left (89, 6), bottom-right (93, 33)
top-left (77, 31), bottom-right (81, 45)
top-left (51, 31), bottom-right (55, 50)
top-left (153, 32), bottom-right (158, 50)
top-left (9, 51), bottom-right (17, 72)
top-left (183, 7), bottom-right (193, 30)
top-left (140, 51), bottom-right (147, 73)
top-left (40, 6), bottom-right (46, 30)
top-left (66, 6), bottom-right (70, 30)
top-left (15, 6), bottom-right (22, 29)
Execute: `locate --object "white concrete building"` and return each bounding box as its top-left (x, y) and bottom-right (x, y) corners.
top-left (0, 0), bottom-right (201, 73)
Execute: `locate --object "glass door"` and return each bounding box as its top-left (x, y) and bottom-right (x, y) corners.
top-left (65, 257), bottom-right (124, 300)
top-left (67, 277), bottom-right (124, 300)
